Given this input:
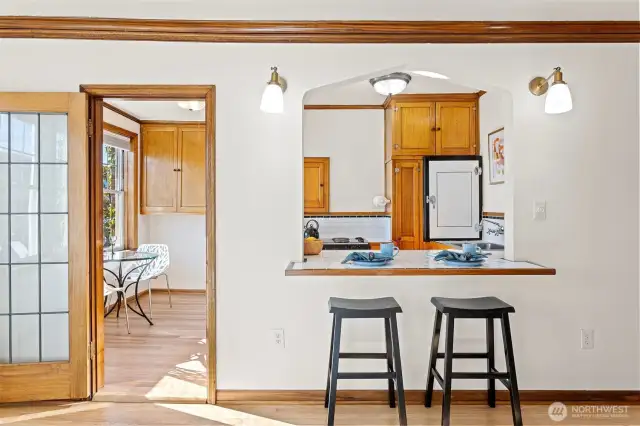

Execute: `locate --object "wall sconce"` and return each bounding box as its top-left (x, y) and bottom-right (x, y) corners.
top-left (529, 67), bottom-right (573, 114)
top-left (260, 66), bottom-right (287, 114)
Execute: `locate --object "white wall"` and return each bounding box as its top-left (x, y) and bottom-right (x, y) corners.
top-left (1, 40), bottom-right (638, 392)
top-left (303, 110), bottom-right (385, 212)
top-left (479, 91), bottom-right (509, 214)
top-left (147, 215), bottom-right (206, 290)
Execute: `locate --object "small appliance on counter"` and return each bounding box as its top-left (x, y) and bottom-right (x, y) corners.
top-left (304, 219), bottom-right (320, 239)
top-left (322, 237), bottom-right (370, 250)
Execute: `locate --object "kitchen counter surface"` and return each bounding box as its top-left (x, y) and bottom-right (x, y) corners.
top-left (285, 250), bottom-right (555, 276)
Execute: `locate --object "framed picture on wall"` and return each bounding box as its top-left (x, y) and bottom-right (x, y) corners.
top-left (488, 127), bottom-right (505, 185)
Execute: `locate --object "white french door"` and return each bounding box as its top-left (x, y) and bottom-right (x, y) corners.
top-left (0, 93), bottom-right (90, 402)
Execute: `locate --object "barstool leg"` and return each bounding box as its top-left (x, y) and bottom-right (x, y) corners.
top-left (441, 314), bottom-right (455, 426)
top-left (389, 314), bottom-right (407, 426)
top-left (486, 317), bottom-right (496, 408)
top-left (501, 313), bottom-right (523, 426)
top-left (324, 315), bottom-right (336, 408)
top-left (425, 310), bottom-right (443, 407)
top-left (327, 315), bottom-right (342, 426)
top-left (384, 318), bottom-right (396, 408)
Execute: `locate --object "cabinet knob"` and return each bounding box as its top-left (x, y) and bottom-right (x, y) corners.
top-left (394, 144), bottom-right (399, 150)
top-left (436, 127), bottom-right (441, 131)
top-left (394, 167), bottom-right (400, 174)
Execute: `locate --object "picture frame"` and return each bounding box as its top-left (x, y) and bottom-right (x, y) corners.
top-left (487, 127), bottom-right (505, 185)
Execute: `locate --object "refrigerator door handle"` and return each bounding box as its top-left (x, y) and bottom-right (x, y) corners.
top-left (426, 195), bottom-right (436, 209)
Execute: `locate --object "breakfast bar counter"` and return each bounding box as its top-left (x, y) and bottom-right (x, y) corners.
top-left (285, 250), bottom-right (555, 276)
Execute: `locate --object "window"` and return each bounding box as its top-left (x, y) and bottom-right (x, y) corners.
top-left (103, 144), bottom-right (125, 251)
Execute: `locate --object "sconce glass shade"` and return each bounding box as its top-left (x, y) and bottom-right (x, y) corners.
top-left (545, 82), bottom-right (573, 114)
top-left (260, 83), bottom-right (284, 114)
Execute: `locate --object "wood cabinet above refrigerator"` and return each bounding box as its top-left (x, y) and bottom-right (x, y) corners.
top-left (384, 93), bottom-right (480, 162)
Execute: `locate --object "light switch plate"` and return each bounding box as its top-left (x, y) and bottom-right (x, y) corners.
top-left (534, 201), bottom-right (546, 220)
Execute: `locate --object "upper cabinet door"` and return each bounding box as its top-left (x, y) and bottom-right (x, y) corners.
top-left (426, 158), bottom-right (481, 240)
top-left (392, 159), bottom-right (423, 249)
top-left (393, 102), bottom-right (436, 157)
top-left (304, 157), bottom-right (330, 213)
top-left (435, 101), bottom-right (477, 155)
top-left (141, 126), bottom-right (178, 214)
top-left (177, 126), bottom-right (206, 214)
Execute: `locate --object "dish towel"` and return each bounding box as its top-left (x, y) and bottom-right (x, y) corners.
top-left (342, 252), bottom-right (394, 264)
top-left (434, 250), bottom-right (488, 263)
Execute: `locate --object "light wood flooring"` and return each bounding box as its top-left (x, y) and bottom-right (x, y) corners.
top-left (0, 403), bottom-right (639, 425)
top-left (95, 292), bottom-right (207, 403)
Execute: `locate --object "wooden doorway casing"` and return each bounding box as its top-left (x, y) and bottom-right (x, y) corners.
top-left (80, 85), bottom-right (216, 404)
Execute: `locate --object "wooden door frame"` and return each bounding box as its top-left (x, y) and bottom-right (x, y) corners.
top-left (80, 85), bottom-right (216, 404)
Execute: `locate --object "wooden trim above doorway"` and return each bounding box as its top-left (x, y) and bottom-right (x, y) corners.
top-left (0, 17), bottom-right (638, 43)
top-left (81, 85), bottom-right (211, 99)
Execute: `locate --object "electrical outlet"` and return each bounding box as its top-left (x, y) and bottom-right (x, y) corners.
top-left (581, 329), bottom-right (594, 349)
top-left (271, 329), bottom-right (285, 349)
top-left (534, 201), bottom-right (547, 221)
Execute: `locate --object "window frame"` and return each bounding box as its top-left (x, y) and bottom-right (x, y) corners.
top-left (102, 122), bottom-right (139, 251)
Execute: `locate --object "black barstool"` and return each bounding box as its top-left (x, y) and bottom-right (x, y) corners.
top-left (325, 297), bottom-right (407, 426)
top-left (424, 297), bottom-right (522, 426)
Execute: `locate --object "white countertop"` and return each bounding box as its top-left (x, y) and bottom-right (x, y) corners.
top-left (286, 250), bottom-right (554, 276)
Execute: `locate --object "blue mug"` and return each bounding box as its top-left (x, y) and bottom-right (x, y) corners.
top-left (462, 243), bottom-right (480, 254)
top-left (380, 242), bottom-right (400, 258)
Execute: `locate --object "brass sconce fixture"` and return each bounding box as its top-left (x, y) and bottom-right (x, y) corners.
top-left (529, 67), bottom-right (573, 114)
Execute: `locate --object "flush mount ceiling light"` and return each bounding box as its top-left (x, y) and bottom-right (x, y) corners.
top-left (412, 70), bottom-right (450, 80)
top-left (177, 100), bottom-right (205, 111)
top-left (529, 67), bottom-right (573, 114)
top-left (260, 66), bottom-right (287, 114)
top-left (369, 72), bottom-right (412, 96)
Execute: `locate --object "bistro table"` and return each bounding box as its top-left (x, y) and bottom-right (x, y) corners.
top-left (104, 250), bottom-right (158, 326)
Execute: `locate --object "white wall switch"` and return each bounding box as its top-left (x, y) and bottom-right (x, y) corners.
top-left (581, 329), bottom-right (594, 349)
top-left (271, 329), bottom-right (285, 349)
top-left (534, 201), bottom-right (547, 220)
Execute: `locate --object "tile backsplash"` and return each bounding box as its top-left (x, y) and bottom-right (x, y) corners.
top-left (304, 216), bottom-right (391, 242)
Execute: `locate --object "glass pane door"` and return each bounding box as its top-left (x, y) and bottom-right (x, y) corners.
top-left (0, 92), bottom-right (89, 403)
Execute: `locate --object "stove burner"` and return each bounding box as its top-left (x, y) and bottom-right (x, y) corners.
top-left (332, 237), bottom-right (349, 243)
top-left (354, 237), bottom-right (365, 243)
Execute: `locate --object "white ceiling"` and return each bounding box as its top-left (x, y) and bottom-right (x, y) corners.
top-left (108, 100), bottom-right (205, 121)
top-left (304, 72), bottom-right (480, 105)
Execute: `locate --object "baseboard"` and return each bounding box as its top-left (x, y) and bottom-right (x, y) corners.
top-left (216, 390), bottom-right (640, 406)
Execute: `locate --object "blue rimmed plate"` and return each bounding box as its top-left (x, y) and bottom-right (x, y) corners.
top-left (444, 259), bottom-right (485, 267)
top-left (352, 259), bottom-right (392, 267)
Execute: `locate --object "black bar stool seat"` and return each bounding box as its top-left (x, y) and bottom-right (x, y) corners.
top-left (431, 296), bottom-right (515, 317)
top-left (325, 297), bottom-right (407, 426)
top-left (329, 297), bottom-right (402, 317)
top-left (425, 296), bottom-right (522, 426)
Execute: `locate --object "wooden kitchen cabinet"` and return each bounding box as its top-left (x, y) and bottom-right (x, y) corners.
top-left (387, 158), bottom-right (423, 250)
top-left (385, 94), bottom-right (479, 161)
top-left (304, 157), bottom-right (330, 213)
top-left (141, 123), bottom-right (206, 214)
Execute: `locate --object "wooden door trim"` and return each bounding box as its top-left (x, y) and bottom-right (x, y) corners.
top-left (104, 122), bottom-right (139, 249)
top-left (84, 85), bottom-right (217, 404)
top-left (1, 17), bottom-right (639, 43)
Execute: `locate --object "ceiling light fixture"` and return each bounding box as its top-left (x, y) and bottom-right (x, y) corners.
top-left (177, 100), bottom-right (205, 111)
top-left (369, 72), bottom-right (412, 96)
top-left (529, 67), bottom-right (573, 114)
top-left (260, 66), bottom-right (287, 114)
top-left (412, 70), bottom-right (450, 80)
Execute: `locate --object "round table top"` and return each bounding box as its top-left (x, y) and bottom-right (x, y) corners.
top-left (103, 250), bottom-right (158, 264)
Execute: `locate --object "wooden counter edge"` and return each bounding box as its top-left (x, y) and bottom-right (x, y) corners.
top-left (285, 263), bottom-right (556, 276)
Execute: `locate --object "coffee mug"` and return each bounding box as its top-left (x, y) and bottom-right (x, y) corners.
top-left (380, 242), bottom-right (400, 258)
top-left (462, 243), bottom-right (480, 254)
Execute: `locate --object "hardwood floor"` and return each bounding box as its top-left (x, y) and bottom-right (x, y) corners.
top-left (95, 292), bottom-right (207, 402)
top-left (0, 402), bottom-right (639, 425)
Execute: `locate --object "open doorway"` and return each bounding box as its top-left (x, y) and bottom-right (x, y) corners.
top-left (80, 86), bottom-right (216, 404)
